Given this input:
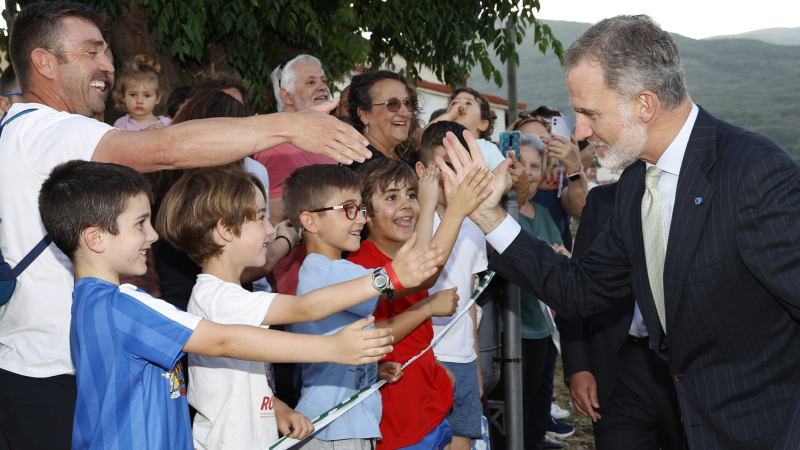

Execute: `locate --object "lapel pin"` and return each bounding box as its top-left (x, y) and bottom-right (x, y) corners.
top-left (695, 197), bottom-right (703, 205)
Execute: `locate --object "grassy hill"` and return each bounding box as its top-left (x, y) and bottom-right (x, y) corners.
top-left (468, 20), bottom-right (800, 160)
top-left (705, 27), bottom-right (800, 46)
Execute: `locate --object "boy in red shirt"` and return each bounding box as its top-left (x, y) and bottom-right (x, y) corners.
top-left (348, 158), bottom-right (493, 450)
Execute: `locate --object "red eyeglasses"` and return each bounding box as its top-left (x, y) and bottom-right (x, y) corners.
top-left (309, 203), bottom-right (367, 220)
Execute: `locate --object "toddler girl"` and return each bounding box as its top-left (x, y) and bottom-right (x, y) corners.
top-left (112, 55), bottom-right (171, 130)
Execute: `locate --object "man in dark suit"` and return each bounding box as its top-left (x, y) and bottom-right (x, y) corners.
top-left (435, 14), bottom-right (800, 450)
top-left (558, 183), bottom-right (683, 449)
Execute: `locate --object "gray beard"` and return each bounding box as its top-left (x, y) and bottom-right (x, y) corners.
top-left (595, 111), bottom-right (648, 170)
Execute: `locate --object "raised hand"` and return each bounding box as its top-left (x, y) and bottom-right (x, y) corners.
top-left (429, 287), bottom-right (459, 317)
top-left (391, 233), bottom-right (445, 288)
top-left (274, 398), bottom-right (314, 439)
top-left (508, 152), bottom-right (530, 207)
top-left (331, 317), bottom-right (394, 366)
top-left (274, 219), bottom-right (300, 248)
top-left (547, 134), bottom-right (582, 174)
top-left (443, 165), bottom-right (494, 218)
top-left (377, 361), bottom-right (404, 383)
top-left (290, 98), bottom-right (372, 165)
top-left (435, 130), bottom-right (512, 234)
top-left (417, 165), bottom-right (441, 214)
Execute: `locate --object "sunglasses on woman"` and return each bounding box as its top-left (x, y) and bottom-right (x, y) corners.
top-left (369, 98), bottom-right (416, 113)
top-left (517, 114), bottom-right (551, 124)
top-left (309, 203), bottom-right (367, 220)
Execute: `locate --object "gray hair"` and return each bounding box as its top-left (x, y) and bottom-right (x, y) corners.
top-left (564, 15), bottom-right (687, 110)
top-left (520, 134), bottom-right (546, 161)
top-left (270, 54), bottom-right (323, 112)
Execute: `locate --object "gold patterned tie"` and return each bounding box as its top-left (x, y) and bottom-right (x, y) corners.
top-left (642, 166), bottom-right (667, 333)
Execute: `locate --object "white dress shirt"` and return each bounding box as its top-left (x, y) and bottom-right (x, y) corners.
top-left (486, 104), bottom-right (700, 338)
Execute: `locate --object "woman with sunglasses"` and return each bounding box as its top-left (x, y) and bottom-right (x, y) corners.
top-left (348, 69), bottom-right (422, 170)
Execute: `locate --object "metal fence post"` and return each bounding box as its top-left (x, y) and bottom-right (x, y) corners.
top-left (502, 189), bottom-right (523, 450)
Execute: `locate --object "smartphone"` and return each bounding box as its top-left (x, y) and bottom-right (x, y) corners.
top-left (499, 131), bottom-right (521, 167)
top-left (545, 116), bottom-right (572, 171)
top-left (550, 116), bottom-right (572, 140)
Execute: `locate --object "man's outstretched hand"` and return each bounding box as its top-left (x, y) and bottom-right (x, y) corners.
top-left (434, 130), bottom-right (512, 234)
top-left (289, 98), bottom-right (373, 165)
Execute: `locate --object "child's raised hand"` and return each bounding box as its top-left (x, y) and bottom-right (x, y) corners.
top-left (274, 397), bottom-right (315, 440)
top-left (331, 317), bottom-right (394, 366)
top-left (428, 287), bottom-right (459, 317)
top-left (417, 165), bottom-right (441, 214)
top-left (274, 219), bottom-right (301, 248)
top-left (378, 361), bottom-right (403, 383)
top-left (392, 233), bottom-right (445, 288)
top-left (444, 165), bottom-right (494, 218)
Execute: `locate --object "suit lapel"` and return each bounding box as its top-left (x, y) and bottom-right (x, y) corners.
top-left (663, 107), bottom-right (718, 335)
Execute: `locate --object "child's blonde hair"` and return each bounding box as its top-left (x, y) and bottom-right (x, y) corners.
top-left (112, 55), bottom-right (164, 112)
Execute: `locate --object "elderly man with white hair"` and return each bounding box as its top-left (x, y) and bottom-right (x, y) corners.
top-left (270, 54), bottom-right (331, 113)
top-left (254, 55), bottom-right (339, 295)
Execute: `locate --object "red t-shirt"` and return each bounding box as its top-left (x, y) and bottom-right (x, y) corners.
top-left (347, 240), bottom-right (453, 449)
top-left (253, 143), bottom-right (336, 294)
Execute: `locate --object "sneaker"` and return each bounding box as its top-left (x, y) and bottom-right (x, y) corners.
top-left (541, 435), bottom-right (564, 449)
top-left (550, 402), bottom-right (570, 419)
top-left (546, 416), bottom-right (575, 439)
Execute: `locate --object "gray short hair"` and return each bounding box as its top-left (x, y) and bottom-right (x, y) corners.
top-left (520, 134), bottom-right (546, 161)
top-left (270, 54), bottom-right (323, 112)
top-left (564, 15), bottom-right (687, 110)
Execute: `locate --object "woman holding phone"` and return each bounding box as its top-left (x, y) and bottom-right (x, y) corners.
top-left (507, 108), bottom-right (591, 251)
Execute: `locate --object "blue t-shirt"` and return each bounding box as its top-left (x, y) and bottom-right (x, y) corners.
top-left (71, 278), bottom-right (202, 450)
top-left (290, 253), bottom-right (382, 440)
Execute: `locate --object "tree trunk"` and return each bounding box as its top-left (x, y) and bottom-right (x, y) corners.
top-left (102, 0), bottom-right (235, 124)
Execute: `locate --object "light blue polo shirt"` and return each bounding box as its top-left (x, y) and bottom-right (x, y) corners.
top-left (290, 253), bottom-right (382, 441)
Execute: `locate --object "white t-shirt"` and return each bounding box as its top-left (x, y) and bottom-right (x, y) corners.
top-left (243, 157), bottom-right (272, 293)
top-left (476, 138), bottom-right (506, 170)
top-left (0, 103), bottom-right (114, 378)
top-left (188, 274), bottom-right (280, 450)
top-left (430, 215), bottom-right (488, 363)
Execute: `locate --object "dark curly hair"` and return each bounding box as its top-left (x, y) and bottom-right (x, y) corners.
top-left (448, 87), bottom-right (497, 140)
top-left (347, 69), bottom-right (420, 135)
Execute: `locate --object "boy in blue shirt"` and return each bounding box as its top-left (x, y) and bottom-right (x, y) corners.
top-left (37, 160), bottom-right (440, 450)
top-left (283, 163), bottom-right (492, 450)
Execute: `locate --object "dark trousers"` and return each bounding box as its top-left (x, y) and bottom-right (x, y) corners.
top-left (521, 337), bottom-right (557, 450)
top-left (592, 344), bottom-right (684, 450)
top-left (0, 367), bottom-right (76, 450)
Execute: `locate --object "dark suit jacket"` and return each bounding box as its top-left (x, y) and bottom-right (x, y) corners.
top-left (490, 106), bottom-right (800, 450)
top-left (557, 183), bottom-right (637, 414)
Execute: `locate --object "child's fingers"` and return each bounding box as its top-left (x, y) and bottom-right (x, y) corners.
top-left (434, 156), bottom-right (458, 185)
top-left (476, 187), bottom-right (494, 205)
top-left (397, 232), bottom-right (419, 256)
top-left (345, 316), bottom-right (376, 331)
top-left (471, 168), bottom-right (494, 194)
top-left (442, 132), bottom-right (467, 172)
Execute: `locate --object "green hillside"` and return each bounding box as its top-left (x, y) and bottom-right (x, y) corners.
top-left (468, 20), bottom-right (800, 160)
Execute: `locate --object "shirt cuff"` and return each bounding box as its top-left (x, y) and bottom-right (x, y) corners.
top-left (485, 214), bottom-right (521, 255)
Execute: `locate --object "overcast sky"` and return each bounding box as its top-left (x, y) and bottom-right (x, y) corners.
top-left (536, 0), bottom-right (799, 40)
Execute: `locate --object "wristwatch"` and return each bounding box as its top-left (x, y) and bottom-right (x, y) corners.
top-left (568, 165), bottom-right (584, 181)
top-left (372, 268), bottom-right (393, 300)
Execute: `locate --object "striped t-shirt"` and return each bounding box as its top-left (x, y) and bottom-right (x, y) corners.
top-left (70, 278), bottom-right (202, 450)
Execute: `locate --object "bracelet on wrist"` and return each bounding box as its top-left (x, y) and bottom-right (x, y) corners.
top-left (274, 235), bottom-right (293, 258)
top-left (426, 297), bottom-right (433, 317)
top-left (568, 165), bottom-right (584, 181)
top-left (385, 262), bottom-right (405, 291)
